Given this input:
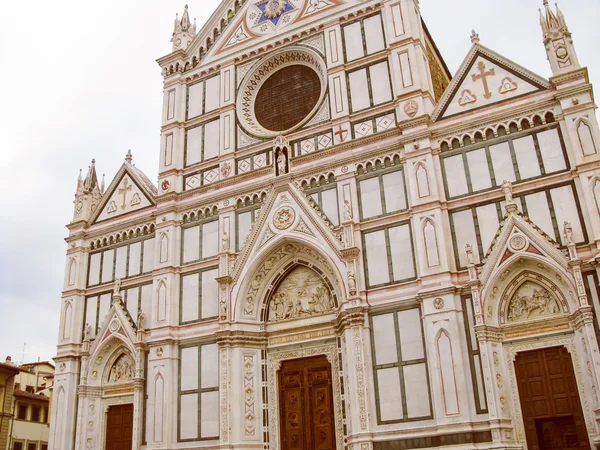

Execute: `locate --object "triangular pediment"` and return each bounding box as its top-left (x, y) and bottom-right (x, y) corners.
top-left (186, 0), bottom-right (344, 62)
top-left (432, 45), bottom-right (550, 121)
top-left (88, 297), bottom-right (138, 360)
top-left (232, 182), bottom-right (344, 282)
top-left (91, 163), bottom-right (156, 224)
top-left (479, 208), bottom-right (569, 287)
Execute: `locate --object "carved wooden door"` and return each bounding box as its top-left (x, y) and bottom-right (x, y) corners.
top-left (278, 355), bottom-right (336, 450)
top-left (515, 346), bottom-right (589, 450)
top-left (105, 403), bottom-right (133, 450)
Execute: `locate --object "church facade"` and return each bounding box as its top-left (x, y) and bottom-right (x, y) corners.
top-left (49, 0), bottom-right (600, 449)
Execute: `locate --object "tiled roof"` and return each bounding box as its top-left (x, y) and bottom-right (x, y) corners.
top-left (0, 362), bottom-right (23, 374)
top-left (14, 389), bottom-right (49, 402)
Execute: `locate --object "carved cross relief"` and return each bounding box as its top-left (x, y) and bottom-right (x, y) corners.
top-left (471, 61), bottom-right (496, 99)
top-left (118, 178), bottom-right (133, 210)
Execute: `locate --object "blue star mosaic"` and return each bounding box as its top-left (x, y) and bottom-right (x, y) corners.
top-left (255, 0), bottom-right (296, 26)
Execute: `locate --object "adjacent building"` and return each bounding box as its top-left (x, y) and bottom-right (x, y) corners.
top-left (50, 0), bottom-right (600, 449)
top-left (0, 358), bottom-right (20, 450)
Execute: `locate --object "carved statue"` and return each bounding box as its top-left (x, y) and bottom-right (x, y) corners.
top-left (347, 268), bottom-right (357, 295)
top-left (343, 199), bottom-right (353, 221)
top-left (222, 229), bottom-right (230, 251)
top-left (465, 244), bottom-right (474, 265)
top-left (501, 180), bottom-right (513, 203)
top-left (219, 295), bottom-right (227, 319)
top-left (277, 149), bottom-right (288, 175)
top-left (564, 221), bottom-right (574, 245)
top-left (137, 311), bottom-right (145, 331)
top-left (84, 324), bottom-right (92, 341)
top-left (113, 278), bottom-right (122, 296)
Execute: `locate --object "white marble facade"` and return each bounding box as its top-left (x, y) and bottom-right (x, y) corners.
top-left (51, 1), bottom-right (600, 449)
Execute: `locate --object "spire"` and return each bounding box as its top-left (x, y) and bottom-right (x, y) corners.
top-left (101, 174), bottom-right (106, 193)
top-left (171, 4), bottom-right (197, 51)
top-left (539, 1), bottom-right (579, 75)
top-left (83, 159), bottom-right (99, 193)
top-left (76, 169), bottom-right (83, 192)
top-left (125, 150), bottom-right (133, 164)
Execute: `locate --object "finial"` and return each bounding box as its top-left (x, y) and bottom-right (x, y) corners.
top-left (91, 158), bottom-right (96, 166)
top-left (470, 29), bottom-right (480, 44)
top-left (125, 149), bottom-right (133, 164)
top-left (543, 0), bottom-right (548, 5)
top-left (101, 174), bottom-right (105, 193)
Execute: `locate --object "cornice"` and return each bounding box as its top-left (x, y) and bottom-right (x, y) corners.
top-left (550, 67), bottom-right (589, 86)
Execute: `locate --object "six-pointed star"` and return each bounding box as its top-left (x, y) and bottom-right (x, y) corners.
top-left (256, 0), bottom-right (296, 26)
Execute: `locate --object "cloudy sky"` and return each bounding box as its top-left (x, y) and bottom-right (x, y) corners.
top-left (0, 0), bottom-right (598, 364)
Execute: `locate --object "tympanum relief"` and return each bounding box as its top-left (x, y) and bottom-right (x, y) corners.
top-left (506, 281), bottom-right (560, 322)
top-left (107, 354), bottom-right (134, 383)
top-left (268, 266), bottom-right (334, 321)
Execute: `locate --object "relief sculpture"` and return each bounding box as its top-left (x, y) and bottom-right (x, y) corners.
top-left (268, 266), bottom-right (334, 321)
top-left (107, 354), bottom-right (134, 383)
top-left (507, 281), bottom-right (560, 322)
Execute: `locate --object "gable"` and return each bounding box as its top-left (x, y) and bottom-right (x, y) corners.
top-left (204, 0), bottom-right (344, 58)
top-left (96, 173), bottom-right (153, 223)
top-left (434, 46), bottom-right (549, 121)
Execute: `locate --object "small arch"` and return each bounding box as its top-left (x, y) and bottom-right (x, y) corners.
top-left (159, 233), bottom-right (169, 263)
top-left (436, 329), bottom-right (459, 415)
top-left (592, 178), bottom-right (600, 214)
top-left (154, 373), bottom-right (165, 442)
top-left (62, 301), bottom-right (72, 340)
top-left (521, 118), bottom-right (531, 130)
top-left (440, 141), bottom-right (450, 152)
top-left (68, 258), bottom-right (76, 286)
top-left (576, 119), bottom-right (597, 156)
top-left (545, 111), bottom-right (555, 123)
top-left (52, 387), bottom-right (66, 449)
top-left (485, 128), bottom-right (495, 140)
top-left (451, 138), bottom-right (461, 149)
top-left (415, 163), bottom-right (430, 198)
top-left (497, 125), bottom-right (507, 136)
top-left (158, 281), bottom-right (167, 322)
top-left (533, 115), bottom-right (544, 127)
top-left (474, 132), bottom-right (484, 143)
top-left (509, 122), bottom-right (519, 134)
top-left (463, 135), bottom-right (472, 146)
top-left (423, 219), bottom-right (440, 267)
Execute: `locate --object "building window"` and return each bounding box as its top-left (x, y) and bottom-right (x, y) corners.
top-left (184, 119), bottom-right (221, 167)
top-left (306, 184), bottom-right (340, 226)
top-left (236, 206), bottom-right (260, 251)
top-left (370, 306), bottom-right (432, 423)
top-left (41, 445), bottom-right (48, 450)
top-left (187, 74), bottom-right (221, 120)
top-left (358, 167), bottom-right (408, 220)
top-left (31, 406), bottom-right (41, 422)
top-left (27, 444), bottom-right (36, 450)
top-left (87, 237), bottom-right (155, 287)
top-left (362, 222), bottom-right (416, 288)
top-left (182, 220), bottom-right (219, 264)
top-left (347, 60), bottom-right (393, 113)
top-left (13, 443), bottom-right (23, 450)
top-left (17, 404), bottom-right (27, 420)
top-left (342, 14), bottom-right (386, 62)
top-left (461, 296), bottom-right (488, 414)
top-left (180, 267), bottom-right (219, 324)
top-left (179, 343), bottom-right (219, 441)
top-left (449, 183), bottom-right (586, 268)
top-left (441, 126), bottom-right (568, 199)
top-left (123, 283), bottom-right (153, 329)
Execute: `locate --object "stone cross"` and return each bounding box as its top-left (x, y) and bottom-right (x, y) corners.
top-left (118, 178), bottom-right (132, 209)
top-left (472, 61), bottom-right (495, 99)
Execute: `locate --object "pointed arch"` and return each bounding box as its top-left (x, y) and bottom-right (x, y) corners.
top-left (415, 162), bottom-right (431, 198)
top-left (592, 177), bottom-right (600, 214)
top-left (436, 329), bottom-right (459, 415)
top-left (62, 301), bottom-right (72, 340)
top-left (423, 218), bottom-right (440, 267)
top-left (159, 233), bottom-right (169, 263)
top-left (153, 373), bottom-right (165, 442)
top-left (67, 258), bottom-right (76, 286)
top-left (158, 280), bottom-right (167, 322)
top-left (52, 386), bottom-right (65, 449)
top-left (577, 118), bottom-right (598, 155)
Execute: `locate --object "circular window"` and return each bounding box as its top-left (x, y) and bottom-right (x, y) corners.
top-left (255, 65), bottom-right (321, 132)
top-left (237, 47), bottom-right (327, 138)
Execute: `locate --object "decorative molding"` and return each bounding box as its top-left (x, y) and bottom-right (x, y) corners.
top-left (267, 343), bottom-right (343, 450)
top-left (243, 353), bottom-right (257, 436)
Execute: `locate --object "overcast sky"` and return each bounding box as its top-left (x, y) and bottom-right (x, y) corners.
top-left (0, 0), bottom-right (598, 365)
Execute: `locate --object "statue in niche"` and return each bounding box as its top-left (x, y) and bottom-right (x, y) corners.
top-left (108, 354), bottom-right (134, 383)
top-left (275, 146), bottom-right (289, 176)
top-left (501, 180), bottom-right (513, 203)
top-left (507, 281), bottom-right (560, 322)
top-left (137, 311), bottom-right (145, 331)
top-left (268, 266), bottom-right (334, 321)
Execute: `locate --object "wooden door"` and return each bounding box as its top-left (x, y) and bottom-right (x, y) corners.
top-left (105, 403), bottom-right (133, 450)
top-left (278, 355), bottom-right (336, 450)
top-left (515, 346), bottom-right (589, 450)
